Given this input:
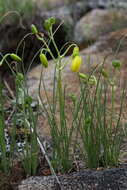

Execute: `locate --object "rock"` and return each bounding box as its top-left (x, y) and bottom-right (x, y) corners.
top-left (74, 8), bottom-right (127, 45)
top-left (83, 27), bottom-right (127, 58)
top-left (35, 0), bottom-right (127, 10)
top-left (18, 165), bottom-right (127, 190)
top-left (88, 0), bottom-right (127, 9)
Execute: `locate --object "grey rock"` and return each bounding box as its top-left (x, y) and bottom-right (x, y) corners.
top-left (74, 8), bottom-right (127, 45)
top-left (18, 166), bottom-right (127, 190)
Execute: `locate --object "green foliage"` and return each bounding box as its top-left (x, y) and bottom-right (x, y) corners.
top-left (0, 0), bottom-right (35, 17)
top-left (0, 15), bottom-right (126, 177)
top-left (78, 62), bottom-right (125, 168)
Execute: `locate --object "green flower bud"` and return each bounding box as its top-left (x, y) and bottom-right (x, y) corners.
top-left (50, 17), bottom-right (56, 25)
top-left (112, 60), bottom-right (122, 69)
top-left (10, 53), bottom-right (22, 62)
top-left (31, 24), bottom-right (38, 34)
top-left (40, 53), bottom-right (48, 68)
top-left (44, 19), bottom-right (51, 31)
top-left (72, 46), bottom-right (79, 58)
top-left (79, 72), bottom-right (88, 81)
top-left (44, 17), bottom-right (56, 31)
top-left (88, 75), bottom-right (97, 86)
top-left (101, 69), bottom-right (108, 78)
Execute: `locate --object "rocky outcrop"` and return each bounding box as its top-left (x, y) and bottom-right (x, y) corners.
top-left (74, 9), bottom-right (127, 45)
top-left (18, 165), bottom-right (127, 190)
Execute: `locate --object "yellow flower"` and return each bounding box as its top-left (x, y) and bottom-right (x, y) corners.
top-left (71, 56), bottom-right (82, 72)
top-left (40, 53), bottom-right (48, 68)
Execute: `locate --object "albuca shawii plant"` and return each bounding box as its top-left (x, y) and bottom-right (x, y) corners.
top-left (32, 17), bottom-right (83, 173)
top-left (0, 16), bottom-right (126, 176)
top-left (77, 60), bottom-right (125, 168)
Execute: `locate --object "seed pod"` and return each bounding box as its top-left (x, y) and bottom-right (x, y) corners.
top-left (10, 54), bottom-right (22, 62)
top-left (31, 24), bottom-right (38, 34)
top-left (40, 53), bottom-right (48, 68)
top-left (72, 46), bottom-right (79, 58)
top-left (71, 56), bottom-right (82, 72)
top-left (112, 60), bottom-right (122, 69)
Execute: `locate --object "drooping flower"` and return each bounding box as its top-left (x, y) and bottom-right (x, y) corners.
top-left (71, 56), bottom-right (82, 72)
top-left (10, 53), bottom-right (22, 62)
top-left (40, 53), bottom-right (48, 68)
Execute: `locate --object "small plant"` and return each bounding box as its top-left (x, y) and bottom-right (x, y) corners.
top-left (14, 73), bottom-right (39, 176)
top-left (0, 84), bottom-right (10, 173)
top-left (32, 18), bottom-right (81, 173)
top-left (0, 54), bottom-right (39, 176)
top-left (77, 61), bottom-right (125, 168)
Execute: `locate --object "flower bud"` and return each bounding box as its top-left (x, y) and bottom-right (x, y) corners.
top-left (101, 69), bottom-right (108, 78)
top-left (88, 76), bottom-right (97, 86)
top-left (31, 24), bottom-right (38, 34)
top-left (40, 53), bottom-right (48, 68)
top-left (112, 60), bottom-right (122, 70)
top-left (72, 46), bottom-right (79, 58)
top-left (44, 17), bottom-right (56, 31)
top-left (79, 72), bottom-right (88, 80)
top-left (44, 20), bottom-right (51, 31)
top-left (10, 53), bottom-right (22, 62)
top-left (71, 56), bottom-right (82, 72)
top-left (50, 17), bottom-right (56, 25)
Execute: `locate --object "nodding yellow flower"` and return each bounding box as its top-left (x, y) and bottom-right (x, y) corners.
top-left (40, 53), bottom-right (48, 68)
top-left (71, 56), bottom-right (82, 72)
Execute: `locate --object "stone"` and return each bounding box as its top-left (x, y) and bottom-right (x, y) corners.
top-left (18, 165), bottom-right (127, 190)
top-left (74, 8), bottom-right (127, 45)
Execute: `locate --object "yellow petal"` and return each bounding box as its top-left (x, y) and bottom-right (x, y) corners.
top-left (71, 56), bottom-right (82, 72)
